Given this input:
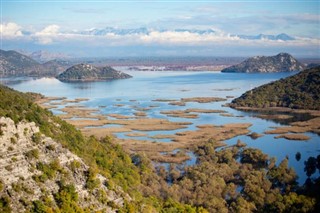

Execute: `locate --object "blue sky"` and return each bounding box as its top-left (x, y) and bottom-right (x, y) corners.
top-left (1, 0), bottom-right (319, 57)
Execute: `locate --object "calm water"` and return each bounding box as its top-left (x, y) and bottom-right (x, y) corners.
top-left (2, 70), bottom-right (319, 184)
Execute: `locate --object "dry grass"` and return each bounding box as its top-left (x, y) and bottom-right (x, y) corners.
top-left (264, 126), bottom-right (311, 134)
top-left (161, 110), bottom-right (198, 119)
top-left (160, 108), bottom-right (226, 119)
top-left (169, 101), bottom-right (186, 106)
top-left (151, 134), bottom-right (176, 139)
top-left (134, 112), bottom-right (147, 117)
top-left (108, 114), bottom-right (135, 119)
top-left (247, 132), bottom-right (263, 139)
top-left (153, 99), bottom-right (177, 102)
top-left (274, 134), bottom-right (310, 141)
top-left (220, 113), bottom-right (234, 117)
top-left (125, 132), bottom-right (148, 137)
top-left (82, 127), bottom-right (131, 138)
top-left (115, 122), bottom-right (251, 163)
top-left (181, 97), bottom-right (227, 103)
top-left (185, 108), bottom-right (226, 113)
top-left (114, 104), bottom-right (124, 107)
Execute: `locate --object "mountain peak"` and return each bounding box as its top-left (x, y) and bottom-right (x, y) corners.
top-left (221, 52), bottom-right (305, 73)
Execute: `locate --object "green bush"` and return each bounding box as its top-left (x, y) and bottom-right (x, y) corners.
top-left (0, 196), bottom-right (11, 213)
top-left (25, 149), bottom-right (39, 159)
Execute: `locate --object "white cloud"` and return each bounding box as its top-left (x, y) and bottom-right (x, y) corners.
top-left (0, 22), bottom-right (23, 38)
top-left (34, 25), bottom-right (60, 44)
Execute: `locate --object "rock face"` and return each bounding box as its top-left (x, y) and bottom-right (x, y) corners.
top-left (0, 117), bottom-right (126, 212)
top-left (221, 53), bottom-right (305, 73)
top-left (56, 63), bottom-right (132, 82)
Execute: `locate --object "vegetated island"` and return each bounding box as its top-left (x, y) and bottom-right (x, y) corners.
top-left (56, 63), bottom-right (132, 82)
top-left (229, 66), bottom-right (320, 110)
top-left (221, 52), bottom-right (305, 73)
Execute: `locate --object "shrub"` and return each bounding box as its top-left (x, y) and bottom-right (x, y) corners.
top-left (4, 165), bottom-right (13, 171)
top-left (10, 137), bottom-right (17, 144)
top-left (25, 149), bottom-right (39, 159)
top-left (69, 160), bottom-right (81, 172)
top-left (0, 180), bottom-right (4, 191)
top-left (46, 144), bottom-right (55, 151)
top-left (0, 196), bottom-right (11, 213)
top-left (32, 132), bottom-right (42, 144)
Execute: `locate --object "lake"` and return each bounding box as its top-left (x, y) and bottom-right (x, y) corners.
top-left (2, 70), bottom-right (319, 184)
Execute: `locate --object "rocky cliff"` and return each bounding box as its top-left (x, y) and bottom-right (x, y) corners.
top-left (221, 53), bottom-right (305, 73)
top-left (56, 63), bottom-right (132, 82)
top-left (0, 117), bottom-right (127, 212)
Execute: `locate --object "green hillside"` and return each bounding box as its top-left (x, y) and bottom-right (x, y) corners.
top-left (230, 66), bottom-right (320, 110)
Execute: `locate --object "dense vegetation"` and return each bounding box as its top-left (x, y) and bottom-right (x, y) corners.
top-left (0, 84), bottom-right (319, 212)
top-left (135, 140), bottom-right (320, 212)
top-left (230, 66), bottom-right (320, 110)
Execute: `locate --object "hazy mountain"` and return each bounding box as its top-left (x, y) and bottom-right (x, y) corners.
top-left (221, 53), bottom-right (305, 73)
top-left (236, 33), bottom-right (295, 41)
top-left (230, 66), bottom-right (320, 110)
top-left (0, 49), bottom-right (70, 77)
top-left (28, 50), bottom-right (70, 63)
top-left (0, 49), bottom-right (42, 76)
top-left (56, 63), bottom-right (132, 82)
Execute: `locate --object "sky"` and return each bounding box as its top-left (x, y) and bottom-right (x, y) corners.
top-left (1, 0), bottom-right (319, 57)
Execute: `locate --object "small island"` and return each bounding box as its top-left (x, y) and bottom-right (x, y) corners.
top-left (56, 63), bottom-right (132, 82)
top-left (221, 53), bottom-right (305, 73)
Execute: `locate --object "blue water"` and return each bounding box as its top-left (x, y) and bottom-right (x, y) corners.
top-left (2, 70), bottom-right (319, 184)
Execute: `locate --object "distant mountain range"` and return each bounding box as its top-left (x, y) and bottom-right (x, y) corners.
top-left (235, 33), bottom-right (295, 41)
top-left (80, 27), bottom-right (295, 41)
top-left (16, 50), bottom-right (71, 63)
top-left (0, 49), bottom-right (71, 77)
top-left (80, 27), bottom-right (216, 36)
top-left (221, 53), bottom-right (305, 73)
top-left (56, 63), bottom-right (132, 82)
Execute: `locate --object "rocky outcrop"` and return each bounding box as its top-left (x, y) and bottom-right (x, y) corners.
top-left (56, 63), bottom-right (132, 82)
top-left (221, 53), bottom-right (305, 73)
top-left (0, 117), bottom-right (127, 212)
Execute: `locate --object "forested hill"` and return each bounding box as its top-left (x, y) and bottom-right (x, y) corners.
top-left (221, 53), bottom-right (305, 73)
top-left (230, 66), bottom-right (320, 110)
top-left (56, 63), bottom-right (132, 82)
